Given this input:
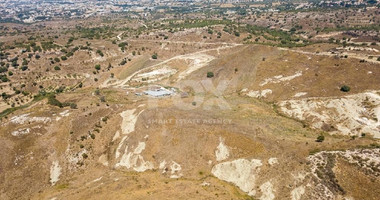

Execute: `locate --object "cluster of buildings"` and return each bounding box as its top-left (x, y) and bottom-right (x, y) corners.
top-left (0, 0), bottom-right (378, 24)
top-left (0, 0), bottom-right (137, 23)
top-left (0, 0), bottom-right (222, 23)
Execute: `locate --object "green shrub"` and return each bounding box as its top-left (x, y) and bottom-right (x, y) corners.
top-left (340, 85), bottom-right (350, 92)
top-left (316, 135), bottom-right (325, 142)
top-left (207, 72), bottom-right (214, 78)
top-left (66, 52), bottom-right (73, 57)
top-left (96, 50), bottom-right (104, 57)
top-left (0, 66), bottom-right (7, 73)
top-left (118, 42), bottom-right (128, 51)
top-left (152, 53), bottom-right (158, 59)
top-left (1, 92), bottom-right (9, 99)
top-left (0, 75), bottom-right (9, 82)
top-left (120, 59), bottom-right (127, 65)
top-left (68, 37), bottom-right (74, 44)
top-left (21, 66), bottom-right (28, 71)
top-left (47, 94), bottom-right (63, 108)
top-left (54, 66), bottom-right (61, 70)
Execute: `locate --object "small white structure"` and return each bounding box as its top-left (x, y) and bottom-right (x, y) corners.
top-left (144, 86), bottom-right (174, 97)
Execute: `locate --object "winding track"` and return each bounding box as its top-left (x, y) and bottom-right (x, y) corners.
top-left (102, 40), bottom-right (242, 88)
